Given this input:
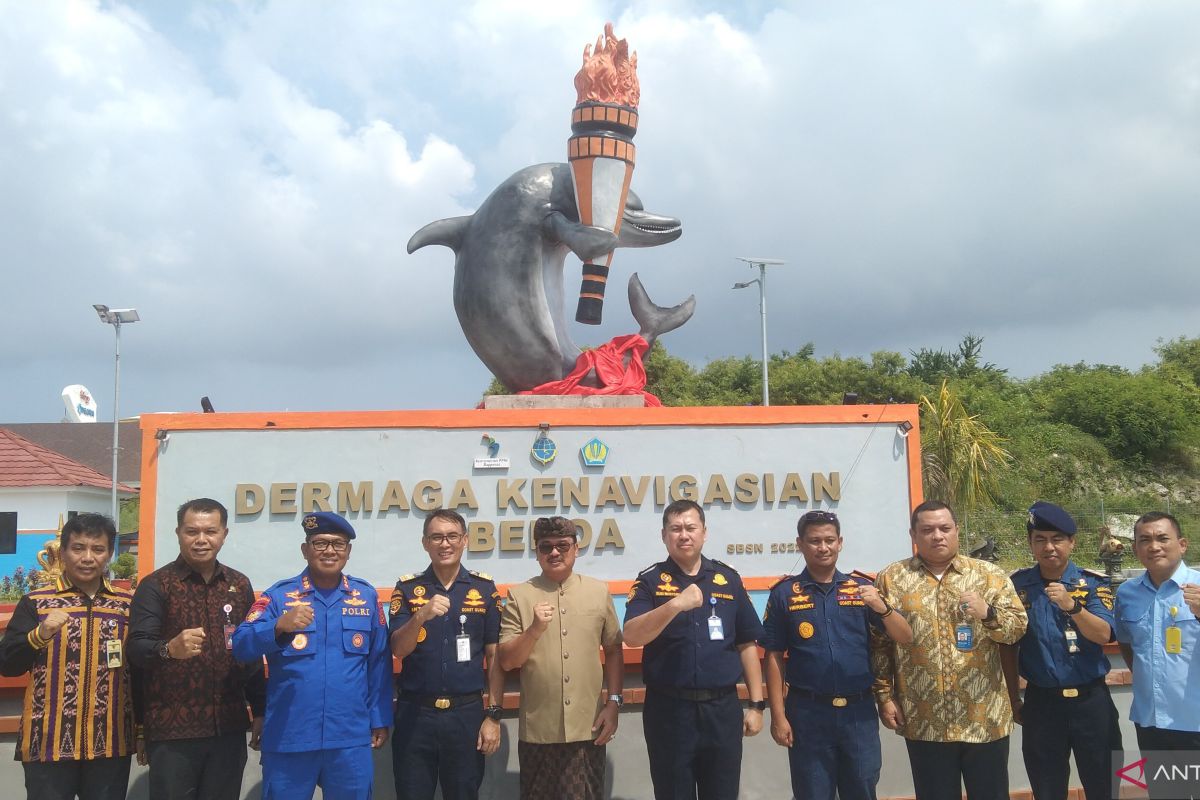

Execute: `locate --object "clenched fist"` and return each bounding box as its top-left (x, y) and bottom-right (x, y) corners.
top-left (37, 610), bottom-right (71, 641)
top-left (276, 603), bottom-right (314, 635)
top-left (1044, 582), bottom-right (1075, 612)
top-left (531, 601), bottom-right (555, 633)
top-left (421, 594), bottom-right (451, 622)
top-left (859, 584), bottom-right (887, 614)
top-left (168, 627), bottom-right (207, 660)
top-left (673, 583), bottom-right (704, 612)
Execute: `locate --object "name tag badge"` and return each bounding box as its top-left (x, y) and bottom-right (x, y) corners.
top-left (1064, 628), bottom-right (1079, 654)
top-left (456, 634), bottom-right (471, 663)
top-left (707, 596), bottom-right (724, 640)
top-left (224, 624), bottom-right (236, 651)
top-left (1165, 625), bottom-right (1183, 654)
top-left (955, 623), bottom-right (974, 651)
top-left (105, 639), bottom-right (123, 669)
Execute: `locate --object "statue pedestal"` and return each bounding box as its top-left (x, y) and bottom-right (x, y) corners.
top-left (481, 394), bottom-right (645, 410)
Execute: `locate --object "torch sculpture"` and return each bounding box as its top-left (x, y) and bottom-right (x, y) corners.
top-left (569, 23), bottom-right (640, 325)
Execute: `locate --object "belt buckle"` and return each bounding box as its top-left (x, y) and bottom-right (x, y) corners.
top-left (1061, 688), bottom-right (1079, 698)
top-left (435, 698), bottom-right (451, 709)
top-left (831, 697), bottom-right (848, 708)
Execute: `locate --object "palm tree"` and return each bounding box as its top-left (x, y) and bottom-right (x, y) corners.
top-left (919, 380), bottom-right (1011, 516)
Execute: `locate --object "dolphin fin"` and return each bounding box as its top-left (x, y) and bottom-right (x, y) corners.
top-left (543, 212), bottom-right (619, 262)
top-left (629, 273), bottom-right (696, 348)
top-left (408, 216), bottom-right (471, 254)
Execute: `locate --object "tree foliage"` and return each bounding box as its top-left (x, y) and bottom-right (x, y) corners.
top-left (919, 380), bottom-right (1012, 514)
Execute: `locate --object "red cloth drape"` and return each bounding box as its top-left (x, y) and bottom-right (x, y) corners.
top-left (519, 334), bottom-right (661, 407)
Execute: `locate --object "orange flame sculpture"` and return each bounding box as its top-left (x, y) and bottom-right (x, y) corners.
top-left (568, 23), bottom-right (640, 324)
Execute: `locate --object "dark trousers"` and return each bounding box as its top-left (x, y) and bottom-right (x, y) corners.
top-left (146, 731), bottom-right (249, 800)
top-left (22, 756), bottom-right (131, 800)
top-left (905, 737), bottom-right (1010, 800)
top-left (643, 688), bottom-right (743, 800)
top-left (1022, 682), bottom-right (1123, 800)
top-left (785, 691), bottom-right (880, 800)
top-left (1135, 725), bottom-right (1200, 800)
top-left (392, 697), bottom-right (485, 800)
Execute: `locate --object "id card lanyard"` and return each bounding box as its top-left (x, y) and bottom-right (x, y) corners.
top-left (1165, 606), bottom-right (1182, 655)
top-left (1061, 584), bottom-right (1080, 654)
top-left (707, 596), bottom-right (724, 641)
top-left (223, 603), bottom-right (235, 651)
top-left (955, 602), bottom-right (974, 651)
top-left (456, 614), bottom-right (471, 663)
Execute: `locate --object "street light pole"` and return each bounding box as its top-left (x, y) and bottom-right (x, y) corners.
top-left (733, 257), bottom-right (784, 407)
top-left (93, 305), bottom-right (140, 524)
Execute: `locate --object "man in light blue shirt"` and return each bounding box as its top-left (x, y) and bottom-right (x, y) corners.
top-left (1115, 511), bottom-right (1200, 757)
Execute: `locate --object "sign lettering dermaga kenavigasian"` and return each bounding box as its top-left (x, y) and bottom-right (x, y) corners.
top-left (138, 406), bottom-right (922, 589)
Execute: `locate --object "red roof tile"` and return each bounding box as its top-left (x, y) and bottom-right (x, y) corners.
top-left (0, 428), bottom-right (135, 492)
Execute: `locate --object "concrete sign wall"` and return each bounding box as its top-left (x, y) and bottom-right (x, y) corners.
top-left (138, 406), bottom-right (922, 589)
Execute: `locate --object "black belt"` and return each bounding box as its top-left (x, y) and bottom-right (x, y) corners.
top-left (788, 687), bottom-right (873, 707)
top-left (1026, 677), bottom-right (1107, 700)
top-left (649, 685), bottom-right (736, 702)
top-left (400, 692), bottom-right (482, 710)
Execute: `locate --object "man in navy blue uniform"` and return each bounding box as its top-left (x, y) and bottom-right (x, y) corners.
top-left (1000, 501), bottom-right (1121, 800)
top-left (763, 509), bottom-right (913, 800)
top-left (623, 499), bottom-right (765, 800)
top-left (232, 511), bottom-right (391, 800)
top-left (388, 509), bottom-right (504, 800)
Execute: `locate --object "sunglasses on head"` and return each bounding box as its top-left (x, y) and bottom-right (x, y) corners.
top-left (536, 540), bottom-right (575, 555)
top-left (801, 510), bottom-right (839, 524)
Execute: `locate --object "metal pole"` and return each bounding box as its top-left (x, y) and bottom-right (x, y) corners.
top-left (758, 263), bottom-right (769, 407)
top-left (111, 320), bottom-right (121, 524)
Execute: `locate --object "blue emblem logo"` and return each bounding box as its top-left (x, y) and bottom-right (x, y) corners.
top-left (531, 433), bottom-right (557, 465)
top-left (580, 437), bottom-right (609, 466)
top-left (481, 433), bottom-right (500, 457)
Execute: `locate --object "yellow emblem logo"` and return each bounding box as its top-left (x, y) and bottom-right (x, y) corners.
top-left (627, 585), bottom-right (637, 602)
top-left (344, 589), bottom-right (367, 607)
top-left (390, 597), bottom-right (403, 616)
top-left (799, 622), bottom-right (814, 639)
top-left (660, 572), bottom-right (673, 584)
top-left (351, 633), bottom-right (365, 648)
top-left (292, 633), bottom-right (308, 650)
top-left (792, 582), bottom-right (801, 594)
top-left (303, 515), bottom-right (319, 530)
top-left (463, 588), bottom-right (485, 607)
top-left (414, 585), bottom-right (426, 597)
top-left (417, 627), bottom-right (427, 643)
top-left (713, 574), bottom-right (728, 586)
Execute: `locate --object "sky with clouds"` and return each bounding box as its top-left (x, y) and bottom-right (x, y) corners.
top-left (3, 0), bottom-right (1198, 423)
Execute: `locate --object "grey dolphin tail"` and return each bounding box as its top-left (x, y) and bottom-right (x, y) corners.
top-left (407, 216), bottom-right (471, 254)
top-left (628, 273), bottom-right (695, 349)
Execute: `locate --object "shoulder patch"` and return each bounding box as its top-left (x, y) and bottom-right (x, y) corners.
top-left (469, 570), bottom-right (493, 581)
top-left (710, 559), bottom-right (739, 574)
top-left (637, 562), bottom-right (662, 576)
top-left (1080, 568), bottom-right (1108, 580)
top-left (848, 569), bottom-right (876, 584)
top-left (397, 574), bottom-right (416, 583)
top-left (768, 574), bottom-right (795, 591)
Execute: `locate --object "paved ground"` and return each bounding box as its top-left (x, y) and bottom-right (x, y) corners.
top-left (0, 683), bottom-right (1140, 799)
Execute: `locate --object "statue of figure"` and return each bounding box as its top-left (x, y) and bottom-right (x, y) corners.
top-left (408, 163), bottom-right (692, 394)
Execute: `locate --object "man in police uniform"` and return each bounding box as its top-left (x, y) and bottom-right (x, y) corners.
top-left (388, 509), bottom-right (504, 800)
top-left (232, 511), bottom-right (391, 800)
top-left (623, 499), bottom-right (765, 800)
top-left (763, 510), bottom-right (913, 800)
top-left (1001, 501), bottom-right (1121, 800)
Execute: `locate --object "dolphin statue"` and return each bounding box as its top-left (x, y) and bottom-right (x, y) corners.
top-left (408, 162), bottom-right (694, 392)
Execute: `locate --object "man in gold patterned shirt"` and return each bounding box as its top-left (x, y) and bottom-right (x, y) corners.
top-left (870, 500), bottom-right (1027, 800)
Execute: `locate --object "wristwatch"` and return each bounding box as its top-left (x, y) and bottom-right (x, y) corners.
top-left (608, 694), bottom-right (624, 708)
top-left (157, 640), bottom-right (173, 660)
top-left (1067, 598), bottom-right (1084, 616)
top-left (484, 705), bottom-right (503, 721)
top-left (747, 699), bottom-right (766, 711)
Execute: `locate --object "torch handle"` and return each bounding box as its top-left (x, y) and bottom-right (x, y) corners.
top-left (575, 263), bottom-right (610, 325)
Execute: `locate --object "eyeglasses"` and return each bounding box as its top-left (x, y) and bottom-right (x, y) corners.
top-left (801, 510), bottom-right (839, 524)
top-left (425, 533), bottom-right (465, 546)
top-left (307, 538), bottom-right (349, 553)
top-left (537, 540), bottom-right (575, 555)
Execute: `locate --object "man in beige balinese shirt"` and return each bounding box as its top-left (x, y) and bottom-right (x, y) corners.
top-left (498, 516), bottom-right (623, 800)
